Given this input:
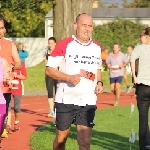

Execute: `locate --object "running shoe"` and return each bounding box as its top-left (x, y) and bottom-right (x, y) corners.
top-left (14, 123), bottom-right (20, 132)
top-left (6, 125), bottom-right (12, 134)
top-left (48, 111), bottom-right (55, 118)
top-left (1, 129), bottom-right (8, 138)
top-left (114, 99), bottom-right (119, 106)
top-left (126, 86), bottom-right (132, 93)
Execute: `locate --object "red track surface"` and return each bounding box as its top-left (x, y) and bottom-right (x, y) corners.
top-left (1, 92), bottom-right (136, 150)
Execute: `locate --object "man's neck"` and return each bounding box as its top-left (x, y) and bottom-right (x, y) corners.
top-left (75, 36), bottom-right (90, 43)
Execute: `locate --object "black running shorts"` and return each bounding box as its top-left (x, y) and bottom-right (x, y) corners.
top-left (55, 102), bottom-right (97, 131)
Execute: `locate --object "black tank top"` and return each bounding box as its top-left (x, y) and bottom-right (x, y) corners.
top-left (46, 50), bottom-right (50, 60)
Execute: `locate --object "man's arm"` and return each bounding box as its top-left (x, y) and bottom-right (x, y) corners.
top-left (95, 69), bottom-right (103, 94)
top-left (119, 62), bottom-right (129, 69)
top-left (97, 69), bottom-right (102, 82)
top-left (45, 67), bottom-right (80, 86)
top-left (12, 42), bottom-right (21, 69)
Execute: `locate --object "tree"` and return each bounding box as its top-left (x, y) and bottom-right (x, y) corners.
top-left (93, 17), bottom-right (145, 52)
top-left (0, 0), bottom-right (53, 37)
top-left (53, 0), bottom-right (95, 42)
top-left (123, 0), bottom-right (150, 8)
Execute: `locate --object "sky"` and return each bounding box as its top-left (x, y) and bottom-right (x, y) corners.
top-left (100, 0), bottom-right (133, 8)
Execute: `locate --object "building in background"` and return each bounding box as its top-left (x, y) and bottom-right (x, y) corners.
top-left (45, 8), bottom-right (150, 39)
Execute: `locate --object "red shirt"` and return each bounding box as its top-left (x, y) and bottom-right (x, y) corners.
top-left (12, 62), bottom-right (27, 95)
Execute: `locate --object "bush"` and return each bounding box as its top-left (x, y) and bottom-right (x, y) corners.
top-left (93, 17), bottom-right (146, 52)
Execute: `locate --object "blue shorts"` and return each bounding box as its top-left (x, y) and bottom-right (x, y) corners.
top-left (110, 76), bottom-right (123, 84)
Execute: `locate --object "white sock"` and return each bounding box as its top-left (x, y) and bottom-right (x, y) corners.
top-left (15, 121), bottom-right (19, 124)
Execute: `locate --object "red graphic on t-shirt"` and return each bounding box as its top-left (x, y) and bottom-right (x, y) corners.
top-left (80, 69), bottom-right (95, 81)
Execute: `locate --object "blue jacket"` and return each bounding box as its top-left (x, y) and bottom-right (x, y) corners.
top-left (18, 50), bottom-right (28, 63)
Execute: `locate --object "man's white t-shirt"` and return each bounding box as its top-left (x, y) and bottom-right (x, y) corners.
top-left (46, 35), bottom-right (102, 106)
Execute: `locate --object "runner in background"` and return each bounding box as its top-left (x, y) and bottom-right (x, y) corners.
top-left (106, 43), bottom-right (128, 106)
top-left (124, 45), bottom-right (134, 93)
top-left (101, 47), bottom-right (109, 72)
top-left (0, 15), bottom-right (21, 138)
top-left (6, 61), bottom-right (27, 133)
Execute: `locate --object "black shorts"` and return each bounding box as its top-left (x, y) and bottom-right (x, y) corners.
top-left (55, 103), bottom-right (97, 131)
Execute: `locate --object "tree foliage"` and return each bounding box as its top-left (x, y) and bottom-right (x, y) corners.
top-left (0, 0), bottom-right (53, 37)
top-left (93, 17), bottom-right (145, 52)
top-left (123, 0), bottom-right (150, 8)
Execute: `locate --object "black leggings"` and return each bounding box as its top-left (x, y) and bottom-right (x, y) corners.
top-left (3, 93), bottom-right (11, 125)
top-left (136, 84), bottom-right (150, 150)
top-left (45, 75), bottom-right (57, 98)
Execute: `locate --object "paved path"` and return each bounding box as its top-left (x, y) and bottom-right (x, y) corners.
top-left (1, 92), bottom-right (136, 150)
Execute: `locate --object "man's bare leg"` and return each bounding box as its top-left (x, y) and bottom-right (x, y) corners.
top-left (110, 83), bottom-right (115, 95)
top-left (53, 128), bottom-right (70, 150)
top-left (124, 71), bottom-right (129, 87)
top-left (77, 125), bottom-right (92, 150)
top-left (115, 82), bottom-right (121, 100)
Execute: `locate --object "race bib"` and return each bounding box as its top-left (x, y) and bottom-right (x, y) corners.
top-left (80, 69), bottom-right (95, 81)
top-left (111, 65), bottom-right (119, 73)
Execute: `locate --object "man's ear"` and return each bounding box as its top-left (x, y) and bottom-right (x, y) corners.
top-left (4, 28), bottom-right (6, 34)
top-left (73, 22), bottom-right (77, 30)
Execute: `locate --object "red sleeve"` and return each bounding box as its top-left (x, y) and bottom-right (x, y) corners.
top-left (21, 62), bottom-right (27, 77)
top-left (92, 40), bottom-right (102, 50)
top-left (50, 37), bottom-right (74, 57)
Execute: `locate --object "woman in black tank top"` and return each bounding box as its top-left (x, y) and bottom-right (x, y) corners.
top-left (45, 37), bottom-right (57, 118)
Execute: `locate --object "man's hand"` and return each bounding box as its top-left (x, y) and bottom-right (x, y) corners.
top-left (133, 76), bottom-right (137, 84)
top-left (95, 84), bottom-right (103, 95)
top-left (107, 64), bottom-right (111, 69)
top-left (68, 74), bottom-right (81, 86)
top-left (119, 65), bottom-right (123, 69)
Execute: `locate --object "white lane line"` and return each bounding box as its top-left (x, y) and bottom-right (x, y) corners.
top-left (21, 102), bottom-right (48, 106)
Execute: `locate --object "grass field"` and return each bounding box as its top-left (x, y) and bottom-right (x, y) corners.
top-left (24, 62), bottom-right (133, 92)
top-left (30, 106), bottom-right (140, 150)
top-left (24, 61), bottom-right (46, 92)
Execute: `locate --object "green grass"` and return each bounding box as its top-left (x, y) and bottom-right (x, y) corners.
top-left (24, 61), bottom-right (46, 92)
top-left (24, 62), bottom-right (133, 92)
top-left (30, 106), bottom-right (140, 150)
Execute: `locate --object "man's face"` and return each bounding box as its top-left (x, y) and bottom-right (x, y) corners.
top-left (113, 44), bottom-right (120, 54)
top-left (0, 21), bottom-right (5, 39)
top-left (127, 46), bottom-right (133, 54)
top-left (74, 14), bottom-right (93, 43)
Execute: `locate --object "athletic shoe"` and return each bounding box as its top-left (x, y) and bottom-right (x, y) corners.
top-left (1, 129), bottom-right (8, 138)
top-left (114, 99), bottom-right (119, 106)
top-left (6, 125), bottom-right (12, 134)
top-left (14, 123), bottom-right (20, 132)
top-left (126, 86), bottom-right (132, 93)
top-left (48, 111), bottom-right (55, 118)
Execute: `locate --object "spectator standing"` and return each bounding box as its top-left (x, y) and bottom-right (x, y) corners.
top-left (130, 27), bottom-right (150, 150)
top-left (16, 42), bottom-right (28, 63)
top-left (45, 37), bottom-right (57, 118)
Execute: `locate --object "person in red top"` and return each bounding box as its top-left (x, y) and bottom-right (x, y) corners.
top-left (7, 61), bottom-right (27, 132)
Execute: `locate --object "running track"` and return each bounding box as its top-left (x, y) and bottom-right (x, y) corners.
top-left (1, 92), bottom-right (136, 150)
